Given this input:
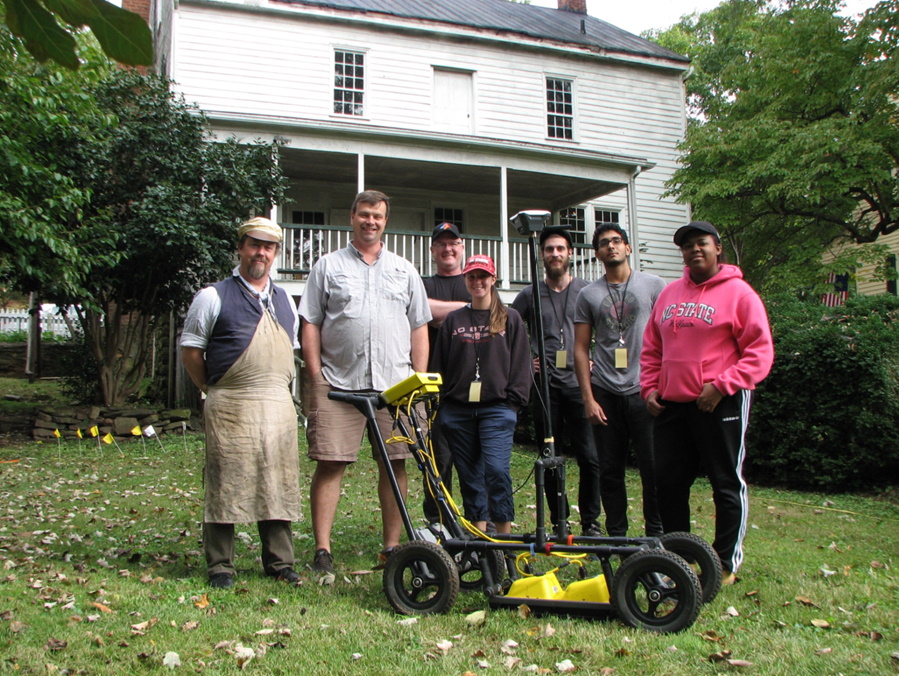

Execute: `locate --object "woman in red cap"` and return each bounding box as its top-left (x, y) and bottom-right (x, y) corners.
top-left (431, 255), bottom-right (531, 534)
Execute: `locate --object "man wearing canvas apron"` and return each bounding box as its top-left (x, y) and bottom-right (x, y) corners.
top-left (181, 217), bottom-right (301, 589)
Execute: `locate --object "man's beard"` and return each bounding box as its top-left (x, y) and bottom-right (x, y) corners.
top-left (544, 260), bottom-right (569, 280)
top-left (248, 260), bottom-right (267, 280)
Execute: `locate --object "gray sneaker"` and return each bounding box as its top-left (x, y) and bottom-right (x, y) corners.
top-left (310, 548), bottom-right (335, 573)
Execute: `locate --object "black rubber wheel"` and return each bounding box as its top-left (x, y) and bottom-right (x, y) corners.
top-left (611, 549), bottom-right (702, 634)
top-left (383, 540), bottom-right (460, 616)
top-left (659, 532), bottom-right (723, 604)
top-left (451, 547), bottom-right (507, 591)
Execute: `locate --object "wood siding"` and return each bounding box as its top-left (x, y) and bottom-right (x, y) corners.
top-left (169, 1), bottom-right (690, 280)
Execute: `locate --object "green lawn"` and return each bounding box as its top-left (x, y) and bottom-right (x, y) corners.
top-left (0, 432), bottom-right (896, 675)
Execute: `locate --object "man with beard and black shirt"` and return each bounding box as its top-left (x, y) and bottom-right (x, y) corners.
top-left (512, 227), bottom-right (602, 536)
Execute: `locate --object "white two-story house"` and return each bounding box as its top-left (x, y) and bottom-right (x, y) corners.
top-left (127, 0), bottom-right (692, 296)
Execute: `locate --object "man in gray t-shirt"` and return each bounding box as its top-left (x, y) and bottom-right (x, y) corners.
top-left (573, 223), bottom-right (665, 537)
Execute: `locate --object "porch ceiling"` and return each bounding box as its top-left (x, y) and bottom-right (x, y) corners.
top-left (278, 147), bottom-right (626, 212)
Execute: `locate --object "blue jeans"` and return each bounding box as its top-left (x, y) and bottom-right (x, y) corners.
top-left (437, 401), bottom-right (517, 524)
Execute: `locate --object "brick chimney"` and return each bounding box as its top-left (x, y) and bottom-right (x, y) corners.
top-left (558, 0), bottom-right (587, 13)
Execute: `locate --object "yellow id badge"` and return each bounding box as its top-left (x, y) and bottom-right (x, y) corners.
top-left (468, 381), bottom-right (482, 402)
top-left (555, 350), bottom-right (568, 369)
top-left (615, 347), bottom-right (628, 369)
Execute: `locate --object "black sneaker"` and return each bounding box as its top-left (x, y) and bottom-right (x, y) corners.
top-left (209, 572), bottom-right (234, 589)
top-left (582, 524), bottom-right (606, 537)
top-left (310, 549), bottom-right (334, 573)
top-left (272, 567), bottom-right (301, 584)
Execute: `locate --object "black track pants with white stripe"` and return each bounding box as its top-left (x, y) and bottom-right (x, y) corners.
top-left (652, 390), bottom-right (752, 573)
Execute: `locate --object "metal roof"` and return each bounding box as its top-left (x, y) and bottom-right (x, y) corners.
top-left (271, 0), bottom-right (689, 63)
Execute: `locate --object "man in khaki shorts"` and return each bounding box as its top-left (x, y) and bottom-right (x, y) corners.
top-left (299, 190), bottom-right (431, 573)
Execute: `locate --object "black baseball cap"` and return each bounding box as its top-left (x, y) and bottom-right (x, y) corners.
top-left (539, 226), bottom-right (573, 248)
top-left (673, 221), bottom-right (721, 246)
top-left (431, 222), bottom-right (462, 242)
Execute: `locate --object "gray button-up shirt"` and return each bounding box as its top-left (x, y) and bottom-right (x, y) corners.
top-left (299, 243), bottom-right (431, 391)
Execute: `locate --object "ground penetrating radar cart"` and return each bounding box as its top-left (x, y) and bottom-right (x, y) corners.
top-left (328, 211), bottom-right (721, 634)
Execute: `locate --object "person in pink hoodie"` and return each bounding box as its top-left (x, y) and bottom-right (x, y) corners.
top-left (640, 221), bottom-right (773, 585)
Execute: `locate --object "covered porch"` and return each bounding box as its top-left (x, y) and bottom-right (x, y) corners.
top-left (211, 115), bottom-right (653, 296)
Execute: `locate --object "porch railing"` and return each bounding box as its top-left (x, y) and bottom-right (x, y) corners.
top-left (277, 224), bottom-right (604, 285)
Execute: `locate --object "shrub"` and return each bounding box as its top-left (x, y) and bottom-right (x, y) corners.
top-left (746, 294), bottom-right (899, 491)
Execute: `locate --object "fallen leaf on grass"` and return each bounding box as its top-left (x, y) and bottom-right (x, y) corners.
top-left (795, 596), bottom-right (818, 608)
top-left (396, 617), bottom-right (418, 626)
top-left (503, 656), bottom-right (522, 669)
top-left (521, 665), bottom-right (539, 673)
top-left (254, 629), bottom-right (274, 636)
top-left (347, 570), bottom-right (374, 575)
top-left (727, 659), bottom-right (753, 667)
top-left (500, 639), bottom-right (519, 654)
top-left (194, 593), bottom-right (210, 609)
top-left (820, 567), bottom-right (836, 578)
top-left (699, 629), bottom-right (725, 642)
top-left (615, 648), bottom-right (630, 657)
top-left (709, 650), bottom-right (733, 662)
top-left (351, 653), bottom-right (363, 661)
top-left (666, 645), bottom-right (678, 652)
top-left (518, 603), bottom-right (532, 618)
top-left (539, 622), bottom-right (556, 638)
top-left (465, 610), bottom-right (487, 626)
top-left (89, 602), bottom-right (114, 614)
top-left (45, 637), bottom-right (67, 652)
top-left (556, 659), bottom-right (575, 672)
top-left (853, 630), bottom-right (883, 641)
top-left (181, 620), bottom-right (200, 632)
top-left (317, 573), bottom-right (336, 586)
top-left (810, 619), bottom-right (831, 629)
top-left (815, 648), bottom-right (832, 655)
top-left (725, 606), bottom-right (739, 617)
top-left (435, 639), bottom-right (453, 654)
top-left (477, 659), bottom-right (490, 668)
top-left (890, 651), bottom-right (899, 663)
top-left (162, 652), bottom-right (180, 669)
top-left (870, 561), bottom-right (886, 569)
top-left (598, 668), bottom-right (615, 676)
top-left (234, 643), bottom-right (255, 668)
top-left (10, 621), bottom-right (26, 633)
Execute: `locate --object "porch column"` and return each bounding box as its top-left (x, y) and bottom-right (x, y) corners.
top-left (499, 165), bottom-right (509, 289)
top-left (357, 153), bottom-right (365, 193)
top-left (627, 167), bottom-right (642, 270)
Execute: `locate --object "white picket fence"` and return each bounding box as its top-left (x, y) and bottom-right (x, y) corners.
top-left (0, 308), bottom-right (80, 339)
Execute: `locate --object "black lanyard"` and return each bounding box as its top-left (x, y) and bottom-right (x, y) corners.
top-left (604, 273), bottom-right (631, 346)
top-left (544, 280), bottom-right (572, 349)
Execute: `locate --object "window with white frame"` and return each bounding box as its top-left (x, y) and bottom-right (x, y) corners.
top-left (546, 77), bottom-right (573, 140)
top-left (434, 207), bottom-right (464, 229)
top-left (594, 209), bottom-right (621, 227)
top-left (334, 50), bottom-right (365, 116)
top-left (559, 207), bottom-right (586, 243)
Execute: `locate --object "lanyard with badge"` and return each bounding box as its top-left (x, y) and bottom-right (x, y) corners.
top-left (605, 274), bottom-right (631, 369)
top-left (545, 281), bottom-right (572, 369)
top-left (468, 307), bottom-right (484, 402)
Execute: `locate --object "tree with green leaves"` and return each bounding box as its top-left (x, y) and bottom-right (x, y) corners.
top-left (2, 39), bottom-right (286, 405)
top-left (0, 32), bottom-right (119, 301)
top-left (648, 0), bottom-right (898, 293)
top-left (71, 69), bottom-right (286, 406)
top-left (2, 0), bottom-right (151, 68)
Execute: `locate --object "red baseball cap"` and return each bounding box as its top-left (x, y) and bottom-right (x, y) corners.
top-left (462, 254), bottom-right (496, 276)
